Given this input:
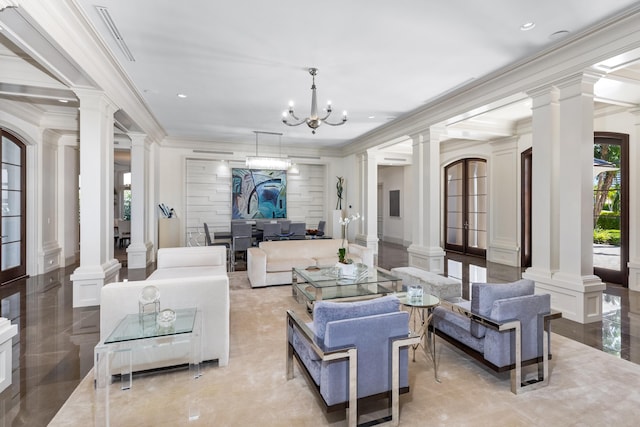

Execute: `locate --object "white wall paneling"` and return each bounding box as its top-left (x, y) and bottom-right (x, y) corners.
top-left (184, 159), bottom-right (326, 242)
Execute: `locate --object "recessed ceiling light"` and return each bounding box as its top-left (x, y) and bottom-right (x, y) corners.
top-left (177, 93), bottom-right (187, 98)
top-left (368, 116), bottom-right (375, 119)
top-left (58, 99), bottom-right (69, 103)
top-left (520, 22), bottom-right (536, 31)
top-left (549, 30), bottom-right (570, 40)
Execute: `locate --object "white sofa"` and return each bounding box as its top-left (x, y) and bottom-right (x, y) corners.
top-left (98, 246), bottom-right (229, 373)
top-left (247, 239), bottom-right (374, 287)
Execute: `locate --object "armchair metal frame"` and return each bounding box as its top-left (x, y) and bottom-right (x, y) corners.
top-left (432, 300), bottom-right (562, 394)
top-left (286, 310), bottom-right (419, 427)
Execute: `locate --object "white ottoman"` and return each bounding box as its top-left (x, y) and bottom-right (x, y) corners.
top-left (391, 266), bottom-right (462, 301)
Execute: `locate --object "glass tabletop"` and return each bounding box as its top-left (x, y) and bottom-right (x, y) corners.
top-left (293, 266), bottom-right (399, 288)
top-left (398, 294), bottom-right (440, 308)
top-left (105, 307), bottom-right (197, 344)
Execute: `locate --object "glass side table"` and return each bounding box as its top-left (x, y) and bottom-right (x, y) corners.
top-left (399, 294), bottom-right (441, 382)
top-left (95, 307), bottom-right (202, 389)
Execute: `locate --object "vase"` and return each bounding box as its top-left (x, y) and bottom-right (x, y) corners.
top-left (335, 262), bottom-right (357, 279)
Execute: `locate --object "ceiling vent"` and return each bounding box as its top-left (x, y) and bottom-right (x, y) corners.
top-left (96, 6), bottom-right (135, 62)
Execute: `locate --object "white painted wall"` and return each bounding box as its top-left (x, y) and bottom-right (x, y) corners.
top-left (60, 143), bottom-right (79, 266)
top-left (378, 165), bottom-right (406, 246)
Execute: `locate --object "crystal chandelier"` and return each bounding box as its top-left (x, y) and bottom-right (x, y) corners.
top-left (245, 131), bottom-right (291, 170)
top-left (282, 68), bottom-right (347, 134)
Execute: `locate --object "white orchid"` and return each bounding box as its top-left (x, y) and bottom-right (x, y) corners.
top-left (338, 213), bottom-right (361, 226)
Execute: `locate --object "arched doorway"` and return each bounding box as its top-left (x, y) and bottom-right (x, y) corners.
top-left (444, 158), bottom-right (487, 257)
top-left (0, 129), bottom-right (27, 284)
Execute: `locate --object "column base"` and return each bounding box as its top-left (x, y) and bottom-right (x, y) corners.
top-left (407, 244), bottom-right (446, 274)
top-left (355, 234), bottom-right (379, 255)
top-left (127, 242), bottom-right (153, 269)
top-left (627, 260), bottom-right (640, 292)
top-left (70, 259), bottom-right (121, 307)
top-left (523, 268), bottom-right (605, 324)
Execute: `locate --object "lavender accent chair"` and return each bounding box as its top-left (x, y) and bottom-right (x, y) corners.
top-left (286, 296), bottom-right (419, 427)
top-left (431, 279), bottom-right (561, 394)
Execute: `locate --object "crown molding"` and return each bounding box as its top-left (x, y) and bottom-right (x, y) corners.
top-left (344, 5), bottom-right (640, 156)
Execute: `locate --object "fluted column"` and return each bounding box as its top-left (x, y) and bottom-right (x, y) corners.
top-left (127, 133), bottom-right (151, 268)
top-left (407, 125), bottom-right (445, 273)
top-left (70, 89), bottom-right (121, 307)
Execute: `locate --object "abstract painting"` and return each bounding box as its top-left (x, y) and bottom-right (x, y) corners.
top-left (232, 168), bottom-right (287, 219)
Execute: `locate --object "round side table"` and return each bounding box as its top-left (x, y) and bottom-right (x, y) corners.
top-left (399, 294), bottom-right (441, 382)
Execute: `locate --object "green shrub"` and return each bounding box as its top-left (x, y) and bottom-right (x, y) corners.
top-left (596, 211), bottom-right (620, 230)
top-left (593, 229), bottom-right (621, 245)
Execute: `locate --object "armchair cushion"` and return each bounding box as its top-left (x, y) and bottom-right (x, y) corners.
top-left (313, 295), bottom-right (401, 341)
top-left (484, 293), bottom-right (551, 367)
top-left (470, 279), bottom-right (535, 338)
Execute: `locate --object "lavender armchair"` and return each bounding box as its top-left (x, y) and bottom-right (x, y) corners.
top-left (286, 295), bottom-right (419, 427)
top-left (431, 279), bottom-right (561, 394)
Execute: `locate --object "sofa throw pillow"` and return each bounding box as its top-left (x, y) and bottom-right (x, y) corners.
top-left (313, 295), bottom-right (400, 341)
top-left (470, 279), bottom-right (535, 338)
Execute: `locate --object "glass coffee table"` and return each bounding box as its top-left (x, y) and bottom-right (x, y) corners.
top-left (292, 266), bottom-right (402, 312)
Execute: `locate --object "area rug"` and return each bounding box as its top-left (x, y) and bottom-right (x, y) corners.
top-left (50, 272), bottom-right (640, 426)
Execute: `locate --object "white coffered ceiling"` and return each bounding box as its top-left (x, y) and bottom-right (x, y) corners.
top-left (3, 1), bottom-right (640, 154)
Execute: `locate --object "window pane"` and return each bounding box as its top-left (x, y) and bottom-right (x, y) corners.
top-left (2, 216), bottom-right (21, 242)
top-left (2, 136), bottom-right (21, 166)
top-left (2, 164), bottom-right (21, 191)
top-left (1, 241), bottom-right (20, 270)
top-left (2, 190), bottom-right (21, 215)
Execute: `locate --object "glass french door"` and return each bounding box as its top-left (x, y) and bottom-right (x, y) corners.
top-left (1, 130), bottom-right (27, 285)
top-left (593, 132), bottom-right (628, 286)
top-left (445, 158), bottom-right (487, 257)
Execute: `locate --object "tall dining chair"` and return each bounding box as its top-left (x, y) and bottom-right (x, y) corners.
top-left (262, 222), bottom-right (281, 241)
top-left (316, 220), bottom-right (326, 237)
top-left (289, 222), bottom-right (306, 240)
top-left (278, 219), bottom-right (291, 234)
top-left (117, 219), bottom-right (131, 248)
top-left (204, 222), bottom-right (231, 270)
top-left (231, 222), bottom-right (253, 270)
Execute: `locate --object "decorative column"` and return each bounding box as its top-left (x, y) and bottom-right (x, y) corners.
top-left (70, 89), bottom-right (121, 307)
top-left (127, 133), bottom-right (151, 269)
top-left (628, 108), bottom-right (640, 291)
top-left (523, 85), bottom-right (560, 281)
top-left (524, 73), bottom-right (605, 323)
top-left (487, 137), bottom-right (520, 266)
top-left (356, 149), bottom-right (379, 253)
top-left (407, 125), bottom-right (446, 273)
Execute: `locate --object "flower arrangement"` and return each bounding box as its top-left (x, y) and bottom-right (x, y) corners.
top-left (337, 213), bottom-right (361, 264)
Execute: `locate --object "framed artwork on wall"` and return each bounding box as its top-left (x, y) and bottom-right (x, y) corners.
top-left (389, 189), bottom-right (400, 217)
top-left (232, 168), bottom-right (287, 219)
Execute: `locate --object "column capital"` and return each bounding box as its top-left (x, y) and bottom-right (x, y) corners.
top-left (409, 123), bottom-right (446, 146)
top-left (527, 85), bottom-right (559, 108)
top-left (73, 88), bottom-right (118, 115)
top-left (128, 132), bottom-right (148, 147)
